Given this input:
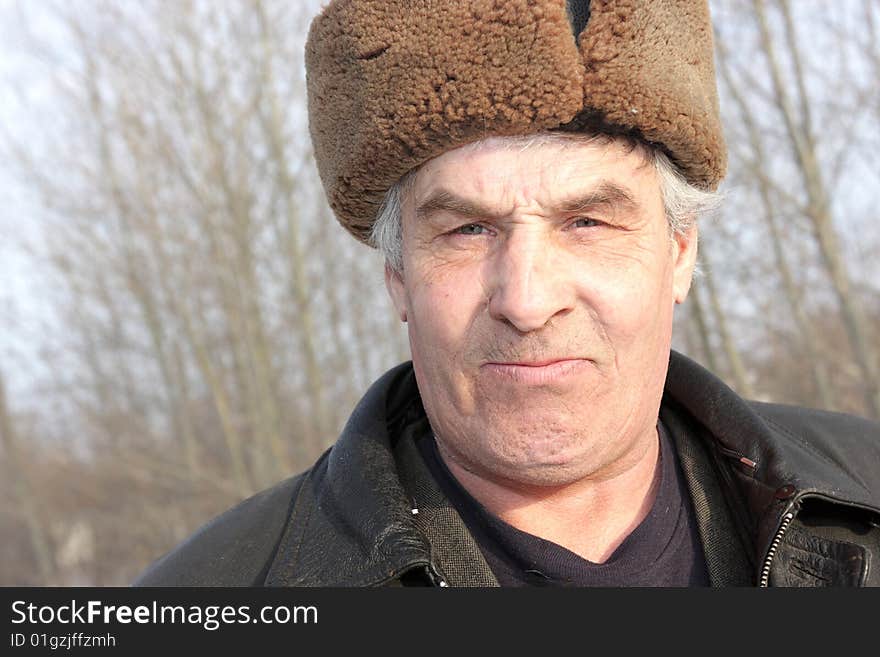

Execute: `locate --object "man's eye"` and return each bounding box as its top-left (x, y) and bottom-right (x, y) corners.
top-left (572, 217), bottom-right (602, 228)
top-left (454, 224), bottom-right (486, 235)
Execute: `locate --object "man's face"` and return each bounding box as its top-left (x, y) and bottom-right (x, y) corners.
top-left (385, 136), bottom-right (698, 489)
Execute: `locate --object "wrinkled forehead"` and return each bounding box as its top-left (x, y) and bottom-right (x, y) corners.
top-left (406, 133), bottom-right (659, 212)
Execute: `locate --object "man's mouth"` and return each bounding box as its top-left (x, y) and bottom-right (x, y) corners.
top-left (480, 358), bottom-right (590, 385)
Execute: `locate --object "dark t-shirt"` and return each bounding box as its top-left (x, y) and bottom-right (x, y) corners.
top-left (418, 422), bottom-right (710, 586)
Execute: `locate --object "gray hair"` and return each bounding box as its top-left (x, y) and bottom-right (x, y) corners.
top-left (370, 134), bottom-right (721, 273)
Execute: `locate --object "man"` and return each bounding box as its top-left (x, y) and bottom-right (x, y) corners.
top-left (136, 0), bottom-right (880, 587)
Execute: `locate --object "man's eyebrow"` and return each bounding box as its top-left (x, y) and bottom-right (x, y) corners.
top-left (557, 182), bottom-right (640, 215)
top-left (414, 181), bottom-right (641, 222)
top-left (414, 189), bottom-right (502, 222)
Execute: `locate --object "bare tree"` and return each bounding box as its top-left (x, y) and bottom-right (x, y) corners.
top-left (750, 0), bottom-right (880, 417)
top-left (715, 28), bottom-right (835, 409)
top-left (0, 371), bottom-right (58, 584)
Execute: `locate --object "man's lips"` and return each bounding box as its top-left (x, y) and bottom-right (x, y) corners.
top-left (488, 358), bottom-right (577, 367)
top-left (480, 358), bottom-right (590, 384)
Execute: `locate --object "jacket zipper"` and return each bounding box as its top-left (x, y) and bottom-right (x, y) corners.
top-left (758, 508), bottom-right (796, 587)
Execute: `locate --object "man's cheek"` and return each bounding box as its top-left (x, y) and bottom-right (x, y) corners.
top-left (413, 300), bottom-right (466, 345)
top-left (601, 276), bottom-right (662, 325)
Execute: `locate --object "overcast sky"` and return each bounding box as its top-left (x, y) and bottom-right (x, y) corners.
top-left (1, 0), bottom-right (72, 403)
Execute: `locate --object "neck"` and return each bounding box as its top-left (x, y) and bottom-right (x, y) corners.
top-left (437, 427), bottom-right (662, 563)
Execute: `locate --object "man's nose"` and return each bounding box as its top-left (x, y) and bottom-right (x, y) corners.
top-left (486, 232), bottom-right (574, 333)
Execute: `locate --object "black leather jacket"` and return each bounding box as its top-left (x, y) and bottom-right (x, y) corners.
top-left (135, 351), bottom-right (880, 587)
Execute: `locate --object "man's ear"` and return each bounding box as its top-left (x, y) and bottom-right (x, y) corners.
top-left (672, 222), bottom-right (699, 305)
top-left (384, 263), bottom-right (408, 322)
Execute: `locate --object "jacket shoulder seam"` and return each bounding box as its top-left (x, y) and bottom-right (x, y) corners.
top-left (254, 473), bottom-right (309, 585)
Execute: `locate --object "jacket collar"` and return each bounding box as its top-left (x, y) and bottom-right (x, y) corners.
top-left (665, 352), bottom-right (880, 505)
top-left (664, 351), bottom-right (880, 564)
top-left (266, 363), bottom-right (434, 586)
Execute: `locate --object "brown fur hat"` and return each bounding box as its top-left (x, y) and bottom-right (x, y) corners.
top-left (306, 0), bottom-right (725, 244)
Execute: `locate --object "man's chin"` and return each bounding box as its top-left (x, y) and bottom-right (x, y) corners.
top-left (481, 457), bottom-right (599, 490)
top-left (470, 435), bottom-right (602, 484)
